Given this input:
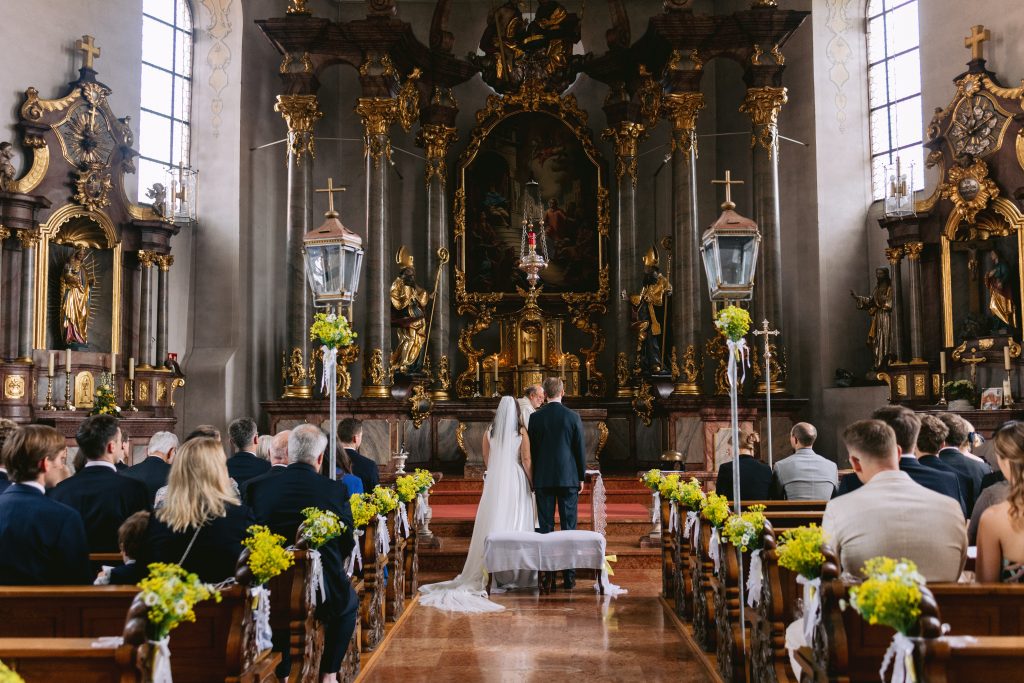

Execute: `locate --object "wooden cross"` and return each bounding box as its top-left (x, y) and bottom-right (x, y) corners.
top-left (964, 25), bottom-right (991, 61)
top-left (76, 35), bottom-right (101, 70)
top-left (753, 318), bottom-right (780, 360)
top-left (315, 177), bottom-right (347, 214)
top-left (712, 170), bottom-right (744, 207)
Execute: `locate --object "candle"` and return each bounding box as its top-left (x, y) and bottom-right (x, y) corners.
top-left (1005, 346), bottom-right (1012, 371)
top-left (110, 352), bottom-right (116, 375)
top-left (940, 351), bottom-right (947, 375)
top-left (528, 231), bottom-right (536, 248)
top-left (493, 355), bottom-right (499, 387)
top-left (65, 349), bottom-right (71, 371)
top-left (129, 357), bottom-right (135, 380)
top-left (475, 360), bottom-right (481, 384)
top-left (560, 355), bottom-right (565, 378)
top-left (48, 352), bottom-right (55, 377)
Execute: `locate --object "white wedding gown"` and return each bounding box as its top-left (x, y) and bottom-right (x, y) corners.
top-left (419, 396), bottom-right (536, 613)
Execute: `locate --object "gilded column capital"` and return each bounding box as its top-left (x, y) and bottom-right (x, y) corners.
top-left (356, 97), bottom-right (399, 167)
top-left (663, 92), bottom-right (705, 158)
top-left (885, 247), bottom-right (904, 264)
top-left (285, 0), bottom-right (311, 15)
top-left (903, 242), bottom-right (924, 260)
top-left (15, 230), bottom-right (39, 248)
top-left (137, 250), bottom-right (156, 268)
top-left (739, 86), bottom-right (788, 157)
top-left (601, 121), bottom-right (645, 187)
top-left (274, 94), bottom-right (323, 164)
top-left (417, 124), bottom-right (458, 187)
top-left (156, 254), bottom-right (175, 271)
top-left (0, 225), bottom-right (10, 241)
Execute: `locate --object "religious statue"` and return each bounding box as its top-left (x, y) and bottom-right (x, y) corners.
top-left (629, 245), bottom-right (673, 374)
top-left (851, 268), bottom-right (895, 369)
top-left (986, 250), bottom-right (1018, 332)
top-left (146, 182), bottom-right (167, 218)
top-left (0, 142), bottom-right (15, 192)
top-left (390, 246), bottom-right (430, 375)
top-left (524, 0), bottom-right (578, 75)
top-left (60, 245), bottom-right (95, 347)
top-left (480, 1), bottom-right (526, 82)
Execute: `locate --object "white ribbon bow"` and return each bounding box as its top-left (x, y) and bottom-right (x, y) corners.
top-left (726, 338), bottom-right (751, 387)
top-left (879, 632), bottom-right (916, 683)
top-left (651, 490), bottom-right (661, 526)
top-left (345, 529), bottom-right (364, 575)
top-left (251, 586), bottom-right (274, 653)
top-left (796, 575), bottom-right (822, 645)
top-left (668, 501), bottom-right (678, 533)
top-left (415, 493), bottom-right (429, 525)
top-left (150, 637), bottom-right (173, 683)
top-left (375, 514), bottom-right (391, 556)
top-left (308, 549), bottom-right (327, 606)
top-left (396, 503), bottom-right (411, 538)
top-left (685, 512), bottom-right (700, 544)
top-left (746, 549), bottom-right (763, 609)
top-left (709, 527), bottom-right (721, 575)
top-left (320, 345), bottom-right (337, 394)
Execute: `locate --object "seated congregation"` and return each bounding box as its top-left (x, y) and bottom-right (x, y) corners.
top-left (0, 415), bottom-right (428, 682)
top-left (656, 406), bottom-right (1024, 683)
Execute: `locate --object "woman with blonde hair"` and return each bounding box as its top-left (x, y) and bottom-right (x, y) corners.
top-left (138, 437), bottom-right (254, 582)
top-left (976, 421), bottom-right (1024, 583)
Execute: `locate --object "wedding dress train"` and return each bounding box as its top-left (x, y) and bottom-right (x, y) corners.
top-left (419, 396), bottom-right (536, 613)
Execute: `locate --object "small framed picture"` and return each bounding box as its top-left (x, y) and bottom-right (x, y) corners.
top-left (981, 387), bottom-right (1003, 410)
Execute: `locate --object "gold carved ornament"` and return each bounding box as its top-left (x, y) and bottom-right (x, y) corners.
top-left (155, 255), bottom-right (175, 272)
top-left (663, 92), bottom-right (705, 159)
top-left (455, 422), bottom-right (467, 457)
top-left (285, 0), bottom-right (311, 15)
top-left (601, 121), bottom-right (644, 187)
top-left (615, 352), bottom-right (631, 394)
top-left (74, 163), bottom-right (113, 213)
top-left (670, 346), bottom-right (680, 382)
top-left (169, 377), bottom-right (185, 407)
top-left (632, 380), bottom-right (655, 427)
top-left (565, 299), bottom-right (607, 397)
top-left (885, 246), bottom-right (903, 264)
top-left (595, 422), bottom-right (609, 461)
top-left (281, 347), bottom-right (310, 398)
top-left (137, 250), bottom-right (156, 268)
top-left (274, 94), bottom-right (323, 164)
top-left (3, 375), bottom-right (25, 400)
top-left (279, 52), bottom-right (314, 75)
top-left (418, 124), bottom-right (458, 187)
top-left (676, 344), bottom-right (701, 394)
top-left (364, 348), bottom-right (388, 387)
top-left (940, 157), bottom-right (999, 226)
top-left (356, 98), bottom-right (398, 167)
top-left (739, 87), bottom-right (788, 158)
top-left (395, 69), bottom-right (422, 132)
top-left (16, 230), bottom-right (40, 249)
top-left (408, 384), bottom-right (433, 429)
top-left (705, 335), bottom-right (730, 396)
top-left (636, 65), bottom-right (662, 128)
top-left (138, 381), bottom-right (149, 403)
top-left (455, 303), bottom-right (496, 398)
top-left (0, 226), bottom-right (9, 242)
top-left (337, 344), bottom-right (360, 399)
top-left (751, 341), bottom-right (787, 387)
top-left (156, 381), bottom-right (167, 403)
top-left (437, 354), bottom-right (451, 391)
top-left (903, 242), bottom-right (924, 260)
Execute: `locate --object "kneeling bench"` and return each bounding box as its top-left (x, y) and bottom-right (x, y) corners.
top-left (483, 530), bottom-right (608, 595)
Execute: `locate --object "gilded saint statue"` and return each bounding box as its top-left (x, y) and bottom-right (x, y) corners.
top-left (480, 1), bottom-right (525, 82)
top-left (851, 267), bottom-right (895, 370)
top-left (524, 0), bottom-right (577, 75)
top-left (60, 245), bottom-right (95, 346)
top-left (390, 246), bottom-right (430, 375)
top-left (629, 245), bottom-right (672, 374)
top-left (985, 250), bottom-right (1018, 332)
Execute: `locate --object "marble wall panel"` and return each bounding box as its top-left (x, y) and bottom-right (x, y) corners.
top-left (673, 416), bottom-right (704, 466)
top-left (436, 419), bottom-right (460, 463)
top-left (635, 420), bottom-right (661, 465)
top-left (402, 420), bottom-right (432, 465)
top-left (361, 419), bottom-right (393, 464)
top-left (604, 418), bottom-right (631, 464)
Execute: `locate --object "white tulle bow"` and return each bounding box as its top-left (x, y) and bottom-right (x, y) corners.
top-left (685, 511), bottom-right (700, 543)
top-left (726, 338), bottom-right (750, 387)
top-left (415, 493), bottom-right (429, 525)
top-left (345, 529), bottom-right (364, 575)
top-left (150, 637), bottom-right (172, 683)
top-left (320, 345), bottom-right (337, 394)
top-left (308, 549), bottom-right (327, 605)
top-left (797, 575), bottom-right (822, 645)
top-left (668, 501), bottom-right (678, 533)
top-left (879, 632), bottom-right (916, 683)
top-left (251, 585), bottom-right (273, 652)
top-left (746, 549), bottom-right (763, 608)
top-left (375, 514), bottom-right (391, 556)
top-left (709, 527), bottom-right (721, 575)
top-left (651, 490), bottom-right (660, 525)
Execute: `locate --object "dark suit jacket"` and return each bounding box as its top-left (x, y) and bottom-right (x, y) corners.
top-left (527, 401), bottom-right (587, 490)
top-left (239, 465), bottom-right (287, 500)
top-left (48, 464), bottom-right (150, 553)
top-left (108, 561), bottom-right (147, 586)
top-left (346, 449), bottom-right (379, 494)
top-left (919, 454), bottom-right (972, 514)
top-left (716, 455), bottom-right (773, 502)
top-left (115, 461), bottom-right (129, 472)
top-left (835, 457), bottom-right (967, 516)
top-left (0, 484), bottom-right (92, 585)
top-left (938, 448), bottom-right (990, 515)
top-left (122, 456), bottom-right (171, 503)
top-left (245, 463), bottom-right (355, 618)
top-left (0, 472), bottom-right (9, 496)
top-left (226, 451), bottom-right (271, 486)
top-left (139, 503), bottom-right (256, 583)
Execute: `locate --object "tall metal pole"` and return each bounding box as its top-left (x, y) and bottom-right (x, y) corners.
top-left (329, 354), bottom-right (337, 480)
top-left (728, 339), bottom-right (746, 651)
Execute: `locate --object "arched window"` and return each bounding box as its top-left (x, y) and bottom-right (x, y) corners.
top-left (867, 0), bottom-right (923, 201)
top-left (137, 0), bottom-right (193, 202)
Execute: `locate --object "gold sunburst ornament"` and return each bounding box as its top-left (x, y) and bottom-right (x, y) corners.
top-left (941, 157), bottom-right (999, 225)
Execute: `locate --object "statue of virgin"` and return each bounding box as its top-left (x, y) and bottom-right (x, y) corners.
top-left (60, 245), bottom-right (94, 346)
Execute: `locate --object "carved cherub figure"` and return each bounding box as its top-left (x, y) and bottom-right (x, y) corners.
top-left (146, 182), bottom-right (167, 218)
top-left (0, 142), bottom-right (16, 192)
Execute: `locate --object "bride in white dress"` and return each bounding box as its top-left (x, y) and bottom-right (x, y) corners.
top-left (419, 395), bottom-right (536, 613)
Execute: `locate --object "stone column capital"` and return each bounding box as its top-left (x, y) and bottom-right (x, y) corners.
top-left (274, 94), bottom-right (323, 164)
top-left (137, 250), bottom-right (157, 268)
top-left (15, 230), bottom-right (39, 248)
top-left (739, 86), bottom-right (788, 157)
top-left (903, 242), bottom-right (924, 260)
top-left (663, 92), bottom-right (705, 158)
top-left (885, 246), bottom-right (904, 264)
top-left (156, 254), bottom-right (175, 271)
top-left (417, 124), bottom-right (458, 187)
top-left (601, 121), bottom-right (645, 187)
top-left (356, 97), bottom-right (400, 167)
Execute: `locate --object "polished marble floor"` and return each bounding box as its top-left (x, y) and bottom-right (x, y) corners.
top-left (361, 571), bottom-right (713, 683)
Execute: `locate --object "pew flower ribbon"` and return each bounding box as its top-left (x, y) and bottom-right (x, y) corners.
top-left (371, 486), bottom-right (399, 555)
top-left (0, 661), bottom-right (23, 683)
top-left (641, 469), bottom-right (663, 526)
top-left (723, 505), bottom-right (767, 607)
top-left (348, 494), bottom-right (380, 574)
top-left (310, 311), bottom-right (356, 393)
top-left (777, 524), bottom-right (827, 645)
top-left (849, 557), bottom-right (926, 683)
top-left (715, 305), bottom-right (751, 386)
top-left (659, 474), bottom-right (681, 532)
top-left (412, 468), bottom-right (435, 525)
top-left (678, 477), bottom-right (705, 542)
top-left (394, 476), bottom-right (417, 537)
top-left (242, 525), bottom-right (295, 652)
top-left (300, 508), bottom-right (346, 604)
top-left (699, 492), bottom-right (730, 575)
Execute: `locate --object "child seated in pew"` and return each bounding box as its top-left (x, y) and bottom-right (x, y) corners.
top-left (95, 511), bottom-right (150, 585)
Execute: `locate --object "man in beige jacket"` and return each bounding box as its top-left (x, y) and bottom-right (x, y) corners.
top-left (823, 419), bottom-right (966, 582)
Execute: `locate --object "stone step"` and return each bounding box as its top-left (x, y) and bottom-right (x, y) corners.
top-left (417, 537), bottom-right (660, 572)
top-left (428, 489), bottom-right (653, 505)
top-left (432, 477), bottom-right (647, 493)
top-left (428, 517), bottom-right (651, 539)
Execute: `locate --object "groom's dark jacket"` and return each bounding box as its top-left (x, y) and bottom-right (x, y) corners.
top-left (528, 401), bottom-right (587, 489)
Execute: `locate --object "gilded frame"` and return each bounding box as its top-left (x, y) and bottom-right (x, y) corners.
top-left (453, 84), bottom-right (610, 308)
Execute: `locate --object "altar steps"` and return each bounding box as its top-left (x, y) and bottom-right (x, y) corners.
top-left (417, 538), bottom-right (660, 572)
top-left (429, 516), bottom-right (651, 539)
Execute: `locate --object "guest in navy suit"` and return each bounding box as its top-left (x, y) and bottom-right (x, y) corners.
top-left (137, 437), bottom-right (255, 583)
top-left (245, 424), bottom-right (356, 681)
top-left (917, 415), bottom-right (971, 514)
top-left (239, 430), bottom-right (290, 500)
top-left (338, 418), bottom-right (379, 494)
top-left (123, 431), bottom-right (177, 503)
top-left (835, 406), bottom-right (966, 514)
top-left (0, 418), bottom-right (18, 495)
top-left (716, 429), bottom-right (773, 502)
top-left (49, 415), bottom-right (150, 553)
top-left (936, 412), bottom-right (991, 516)
top-left (99, 510), bottom-right (150, 586)
top-left (0, 425), bottom-right (91, 585)
top-left (225, 417), bottom-right (271, 486)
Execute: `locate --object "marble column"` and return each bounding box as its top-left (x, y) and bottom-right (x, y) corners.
top-left (740, 86), bottom-right (789, 392)
top-left (155, 255), bottom-right (173, 366)
top-left (604, 121), bottom-right (644, 396)
top-left (885, 247), bottom-right (906, 362)
top-left (418, 123), bottom-right (458, 400)
top-left (274, 94), bottom-right (323, 399)
top-left (137, 251), bottom-right (155, 368)
top-left (16, 230), bottom-right (39, 361)
top-left (357, 97), bottom-right (398, 398)
top-left (664, 93), bottom-right (705, 395)
top-left (904, 242), bottom-right (925, 362)
top-left (0, 227), bottom-right (8, 349)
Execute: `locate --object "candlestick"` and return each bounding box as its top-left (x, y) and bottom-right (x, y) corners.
top-left (65, 348), bottom-right (71, 371)
top-left (42, 374), bottom-right (56, 411)
top-left (585, 361), bottom-right (589, 395)
top-left (937, 372), bottom-right (947, 407)
top-left (1005, 345), bottom-right (1012, 371)
top-left (939, 351), bottom-right (947, 375)
top-left (473, 360), bottom-right (482, 398)
top-left (123, 377), bottom-right (138, 413)
top-left (492, 355), bottom-right (500, 398)
top-left (47, 352), bottom-right (54, 378)
top-left (63, 367), bottom-right (75, 411)
top-left (129, 357), bottom-right (135, 380)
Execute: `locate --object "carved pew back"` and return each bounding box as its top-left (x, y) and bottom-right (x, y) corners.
top-left (914, 636), bottom-right (1024, 681)
top-left (359, 519), bottom-right (387, 652)
top-left (387, 507), bottom-right (408, 621)
top-left (749, 521), bottom-right (802, 683)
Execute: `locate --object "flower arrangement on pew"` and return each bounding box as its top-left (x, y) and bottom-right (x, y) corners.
top-left (848, 557), bottom-right (926, 683)
top-left (659, 473), bottom-right (683, 533)
top-left (776, 523), bottom-right (828, 675)
top-left (724, 504), bottom-right (767, 607)
top-left (0, 661), bottom-right (23, 683)
top-left (394, 475), bottom-right (420, 538)
top-left (700, 492), bottom-right (732, 575)
top-left (641, 469), bottom-right (665, 529)
top-left (408, 468), bottom-right (436, 527)
top-left (299, 508), bottom-right (346, 611)
top-left (641, 468), bottom-right (663, 490)
top-left (138, 562), bottom-right (222, 682)
top-left (370, 486), bottom-right (399, 554)
top-left (241, 526), bottom-right (294, 652)
top-left (348, 493), bottom-right (380, 575)
top-left (677, 477), bottom-right (706, 543)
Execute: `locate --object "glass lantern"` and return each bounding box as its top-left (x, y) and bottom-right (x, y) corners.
top-left (165, 163), bottom-right (198, 225)
top-left (302, 212), bottom-right (364, 312)
top-left (701, 206), bottom-right (761, 302)
top-left (884, 156), bottom-right (916, 218)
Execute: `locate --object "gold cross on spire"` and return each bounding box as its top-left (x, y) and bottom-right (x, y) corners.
top-left (712, 170), bottom-right (744, 209)
top-left (76, 35), bottom-right (101, 70)
top-left (964, 24), bottom-right (991, 61)
top-left (315, 177), bottom-right (347, 216)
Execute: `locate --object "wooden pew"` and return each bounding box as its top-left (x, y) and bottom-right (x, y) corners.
top-left (749, 521), bottom-right (801, 683)
top-left (914, 636), bottom-right (1024, 681)
top-left (691, 520), bottom-right (717, 652)
top-left (386, 508), bottom-right (408, 622)
top-left (359, 519), bottom-right (387, 652)
top-left (267, 548), bottom-right (325, 683)
top-left (405, 500), bottom-right (420, 598)
top-left (340, 576), bottom-right (364, 683)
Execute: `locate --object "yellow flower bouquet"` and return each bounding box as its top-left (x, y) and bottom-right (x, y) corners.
top-left (723, 504), bottom-right (767, 553)
top-left (777, 524), bottom-right (827, 580)
top-left (849, 557), bottom-right (925, 635)
top-left (0, 661), bottom-right (23, 683)
top-left (138, 563), bottom-right (222, 640)
top-left (412, 468), bottom-right (435, 493)
top-left (350, 493), bottom-right (379, 529)
top-left (641, 468), bottom-right (663, 491)
top-left (371, 485), bottom-right (399, 515)
top-left (715, 305), bottom-right (752, 342)
top-left (395, 474), bottom-right (419, 503)
top-left (677, 477), bottom-right (706, 510)
top-left (700, 492), bottom-right (731, 528)
top-left (658, 473), bottom-right (681, 500)
top-left (300, 507), bottom-right (346, 549)
top-left (309, 311), bottom-right (356, 349)
top-left (242, 525), bottom-right (295, 585)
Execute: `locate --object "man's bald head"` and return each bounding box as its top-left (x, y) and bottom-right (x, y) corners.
top-left (791, 422), bottom-right (817, 448)
top-left (270, 430), bottom-right (291, 465)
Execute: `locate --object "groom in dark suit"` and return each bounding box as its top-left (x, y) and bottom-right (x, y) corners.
top-left (528, 377), bottom-right (587, 589)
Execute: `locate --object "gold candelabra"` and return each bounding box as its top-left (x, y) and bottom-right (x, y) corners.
top-left (42, 374), bottom-right (57, 411)
top-left (123, 379), bottom-right (138, 412)
top-left (63, 369), bottom-right (76, 411)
